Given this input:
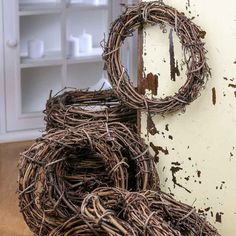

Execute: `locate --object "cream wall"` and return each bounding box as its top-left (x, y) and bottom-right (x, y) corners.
top-left (141, 0), bottom-right (236, 235)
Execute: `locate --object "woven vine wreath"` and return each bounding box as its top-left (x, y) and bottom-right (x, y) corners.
top-left (81, 187), bottom-right (220, 236)
top-left (49, 216), bottom-right (108, 236)
top-left (18, 122), bottom-right (159, 235)
top-left (44, 89), bottom-right (137, 131)
top-left (103, 1), bottom-right (210, 113)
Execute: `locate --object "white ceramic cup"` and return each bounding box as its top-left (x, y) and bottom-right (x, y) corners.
top-left (27, 39), bottom-right (45, 59)
top-left (67, 35), bottom-right (80, 58)
top-left (79, 30), bottom-right (92, 53)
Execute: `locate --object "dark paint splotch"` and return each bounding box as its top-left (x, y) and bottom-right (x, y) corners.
top-left (228, 83), bottom-right (236, 88)
top-left (169, 29), bottom-right (180, 82)
top-left (197, 170), bottom-right (201, 178)
top-left (212, 87), bottom-right (216, 105)
top-left (147, 113), bottom-right (159, 135)
top-left (150, 142), bottom-right (169, 163)
top-left (171, 161), bottom-right (181, 166)
top-left (216, 212), bottom-right (224, 223)
top-left (165, 124), bottom-right (169, 131)
top-left (170, 165), bottom-right (191, 193)
top-left (140, 72), bottom-right (158, 96)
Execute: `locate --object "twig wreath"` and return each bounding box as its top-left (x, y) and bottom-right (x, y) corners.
top-left (103, 1), bottom-right (210, 113)
top-left (18, 122), bottom-right (159, 235)
top-left (81, 187), bottom-right (220, 236)
top-left (44, 89), bottom-right (137, 131)
top-left (49, 216), bottom-right (108, 236)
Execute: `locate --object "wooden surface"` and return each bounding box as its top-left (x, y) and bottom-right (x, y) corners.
top-left (0, 141), bottom-right (33, 236)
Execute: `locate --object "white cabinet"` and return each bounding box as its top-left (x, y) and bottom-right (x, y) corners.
top-left (1, 0), bottom-right (137, 141)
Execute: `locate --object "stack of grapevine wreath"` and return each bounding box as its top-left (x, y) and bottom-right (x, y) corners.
top-left (18, 1), bottom-right (219, 236)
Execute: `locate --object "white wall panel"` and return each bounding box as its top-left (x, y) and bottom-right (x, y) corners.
top-left (142, 0), bottom-right (236, 235)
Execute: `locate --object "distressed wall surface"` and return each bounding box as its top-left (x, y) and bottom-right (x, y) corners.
top-left (141, 0), bottom-right (236, 235)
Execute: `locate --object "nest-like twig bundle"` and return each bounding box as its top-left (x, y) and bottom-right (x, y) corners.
top-left (18, 122), bottom-right (159, 235)
top-left (81, 187), bottom-right (220, 236)
top-left (103, 1), bottom-right (210, 113)
top-left (44, 89), bottom-right (137, 131)
top-left (49, 216), bottom-right (108, 236)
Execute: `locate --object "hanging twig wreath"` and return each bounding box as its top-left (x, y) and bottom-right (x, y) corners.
top-left (103, 1), bottom-right (210, 113)
top-left (18, 122), bottom-right (159, 235)
top-left (81, 187), bottom-right (220, 236)
top-left (44, 89), bottom-right (137, 131)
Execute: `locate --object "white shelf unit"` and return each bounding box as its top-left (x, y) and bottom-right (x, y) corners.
top-left (67, 47), bottom-right (103, 64)
top-left (21, 66), bottom-right (62, 113)
top-left (67, 62), bottom-right (104, 89)
top-left (68, 2), bottom-right (108, 11)
top-left (20, 51), bottom-right (63, 68)
top-left (1, 0), bottom-right (138, 142)
top-left (3, 0), bottom-right (114, 132)
top-left (19, 3), bottom-right (62, 16)
top-left (19, 2), bottom-right (108, 16)
top-left (20, 47), bottom-right (102, 68)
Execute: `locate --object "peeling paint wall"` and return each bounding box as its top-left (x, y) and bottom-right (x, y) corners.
top-left (141, 0), bottom-right (236, 235)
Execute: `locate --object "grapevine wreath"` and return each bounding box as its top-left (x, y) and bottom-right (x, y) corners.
top-left (44, 89), bottom-right (137, 131)
top-left (81, 187), bottom-right (219, 236)
top-left (18, 122), bottom-right (159, 235)
top-left (103, 1), bottom-right (210, 113)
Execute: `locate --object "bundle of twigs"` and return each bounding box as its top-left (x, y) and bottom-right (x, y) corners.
top-left (44, 89), bottom-right (137, 131)
top-left (103, 1), bottom-right (210, 113)
top-left (81, 187), bottom-right (220, 236)
top-left (145, 191), bottom-right (218, 236)
top-left (49, 216), bottom-right (108, 236)
top-left (18, 122), bottom-right (159, 235)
